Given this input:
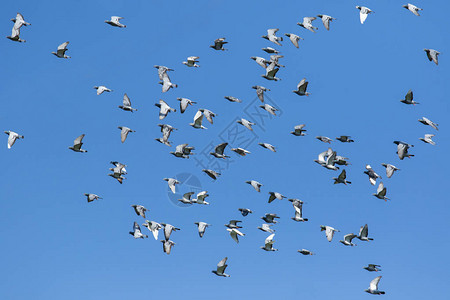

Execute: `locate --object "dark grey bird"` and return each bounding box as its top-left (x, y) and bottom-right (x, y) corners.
top-left (161, 223), bottom-right (180, 241)
top-left (261, 47), bottom-right (280, 54)
top-left (373, 182), bottom-right (389, 201)
top-left (317, 14), bottom-right (336, 30)
top-left (291, 124), bottom-right (307, 136)
top-left (238, 208), bottom-right (253, 217)
top-left (131, 205), bottom-right (148, 218)
top-left (210, 143), bottom-right (230, 159)
top-left (381, 163), bottom-right (400, 178)
top-left (246, 180), bottom-right (262, 192)
top-left (52, 42), bottom-right (71, 58)
top-left (118, 93), bottom-right (137, 112)
top-left (129, 222), bottom-right (148, 239)
top-left (7, 13), bottom-right (30, 42)
top-left (365, 276), bottom-right (385, 295)
top-left (418, 117), bottom-right (438, 130)
top-left (261, 213), bottom-right (280, 224)
top-left (298, 249), bottom-right (315, 255)
top-left (357, 224), bottom-right (374, 241)
top-left (364, 165), bottom-right (381, 185)
top-left (252, 85), bottom-right (270, 102)
top-left (210, 38), bottom-right (228, 51)
top-left (170, 143), bottom-right (195, 158)
top-left (293, 78), bottom-right (310, 96)
top-left (400, 89), bottom-right (419, 105)
top-left (161, 240), bottom-right (175, 255)
top-left (262, 28), bottom-right (283, 46)
top-left (85, 193), bottom-right (102, 203)
top-left (202, 169), bottom-right (221, 180)
top-left (333, 169), bottom-right (352, 185)
top-left (394, 141), bottom-right (414, 160)
top-left (336, 136), bottom-right (354, 143)
top-left (297, 17), bottom-right (318, 32)
top-left (224, 96), bottom-right (242, 103)
top-left (195, 222), bottom-right (211, 238)
top-left (4, 131), bottom-right (24, 149)
top-left (105, 16), bottom-right (126, 27)
top-left (177, 97), bottom-right (196, 113)
top-left (424, 49), bottom-right (440, 65)
top-left (284, 33), bottom-right (302, 48)
top-left (69, 134), bottom-right (87, 152)
top-left (364, 264), bottom-right (381, 272)
top-left (212, 257), bottom-right (230, 277)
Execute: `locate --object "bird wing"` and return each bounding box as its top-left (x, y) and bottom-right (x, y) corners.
top-left (74, 134), bottom-right (85, 147)
top-left (360, 11), bottom-right (368, 24)
top-left (216, 257), bottom-right (228, 273)
top-left (267, 28), bottom-right (278, 36)
top-left (325, 227), bottom-right (335, 241)
top-left (123, 93), bottom-right (131, 106)
top-left (215, 143), bottom-right (228, 155)
top-left (58, 41), bottom-right (69, 51)
top-left (338, 169), bottom-right (346, 180)
top-left (370, 276), bottom-right (382, 290)
top-left (405, 90), bottom-right (413, 101)
top-left (193, 110), bottom-right (204, 126)
top-left (360, 224), bottom-right (368, 238)
top-left (265, 233), bottom-right (275, 245)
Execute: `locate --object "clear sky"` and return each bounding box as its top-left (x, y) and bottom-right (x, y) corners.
top-left (1, 0), bottom-right (449, 299)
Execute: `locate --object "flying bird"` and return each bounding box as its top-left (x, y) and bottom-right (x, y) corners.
top-left (317, 14), bottom-right (336, 30)
top-left (365, 276), bottom-right (385, 295)
top-left (161, 223), bottom-right (180, 241)
top-left (284, 33), bottom-right (303, 48)
top-left (4, 131), bottom-right (24, 149)
top-left (237, 118), bottom-right (255, 131)
top-left (227, 228), bottom-right (245, 243)
top-left (364, 264), bottom-right (381, 272)
top-left (178, 192), bottom-right (195, 204)
top-left (118, 126), bottom-right (135, 143)
top-left (131, 205), bottom-right (148, 218)
top-left (210, 38), bottom-right (228, 51)
top-left (394, 141), bottom-right (414, 160)
top-left (52, 42), bottom-right (71, 58)
top-left (252, 85), bottom-right (270, 102)
top-left (293, 78), bottom-right (310, 96)
top-left (142, 221), bottom-right (162, 240)
top-left (357, 224), bottom-right (374, 241)
top-left (261, 233), bottom-right (278, 251)
top-left (381, 163), bottom-right (400, 178)
top-left (105, 16), bottom-right (126, 27)
top-left (182, 56), bottom-right (200, 67)
top-left (320, 225), bottom-right (340, 242)
top-left (192, 191), bottom-right (210, 205)
top-left (238, 208), bottom-right (253, 217)
top-left (400, 89), bottom-right (419, 105)
top-left (297, 17), bottom-right (318, 33)
top-left (336, 136), bottom-right (354, 143)
top-left (251, 56), bottom-right (270, 69)
top-left (93, 86), bottom-right (112, 95)
top-left (373, 182), bottom-right (389, 201)
top-left (262, 213), bottom-right (280, 224)
top-left (259, 104), bottom-right (278, 116)
top-left (119, 93), bottom-right (137, 112)
top-left (424, 49), bottom-right (440, 65)
top-left (403, 3), bottom-right (423, 16)
top-left (246, 180), bottom-right (262, 192)
top-left (316, 136), bottom-right (332, 143)
top-left (85, 193), bottom-right (102, 203)
top-left (190, 110), bottom-right (207, 129)
top-left (199, 109), bottom-right (216, 124)
top-left (268, 192), bottom-right (286, 203)
top-left (7, 13), bottom-right (30, 42)
top-left (225, 220), bottom-right (242, 229)
top-left (259, 143), bottom-right (276, 152)
top-left (155, 100), bottom-right (176, 120)
top-left (224, 96), bottom-right (242, 103)
top-left (257, 224), bottom-right (275, 233)
top-left (170, 143), bottom-right (195, 158)
top-left (210, 143), bottom-right (230, 159)
top-left (202, 169), bottom-right (221, 180)
top-left (340, 233), bottom-right (357, 246)
top-left (231, 147), bottom-right (251, 156)
top-left (298, 249), bottom-right (315, 255)
top-left (195, 222), bottom-right (211, 238)
top-left (163, 178), bottom-right (180, 193)
top-left (177, 98), bottom-right (196, 113)
top-left (161, 240), bottom-right (175, 255)
top-left (68, 134), bottom-right (87, 153)
top-left (333, 169), bottom-right (352, 185)
top-left (262, 62), bottom-right (281, 81)
top-left (129, 222), bottom-right (148, 239)
top-left (419, 134), bottom-right (436, 145)
top-left (291, 124), bottom-right (307, 136)
top-left (212, 257), bottom-right (230, 277)
top-left (261, 47), bottom-right (279, 54)
top-left (418, 117), bottom-right (438, 130)
top-left (356, 6), bottom-right (374, 24)
top-left (291, 200), bottom-right (308, 222)
top-left (364, 165), bottom-right (381, 185)
top-left (262, 28), bottom-right (283, 46)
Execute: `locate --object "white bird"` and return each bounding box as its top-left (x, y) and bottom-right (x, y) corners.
top-left (381, 163), bottom-right (400, 178)
top-left (52, 42), bottom-right (71, 58)
top-left (143, 221), bottom-right (162, 240)
top-left (419, 134), bottom-right (436, 145)
top-left (131, 205), bottom-right (147, 218)
top-left (257, 224), bottom-right (275, 233)
top-left (246, 180), bottom-right (262, 192)
top-left (298, 249), bottom-right (314, 255)
top-left (190, 110), bottom-right (207, 129)
top-left (268, 192), bottom-right (285, 203)
top-left (252, 85), bottom-right (270, 102)
top-left (261, 233), bottom-right (278, 251)
top-left (178, 192), bottom-right (195, 204)
top-left (4, 131), bottom-right (24, 149)
top-left (418, 117), bottom-right (438, 130)
top-left (293, 78), bottom-right (310, 96)
top-left (291, 124), bottom-right (307, 136)
top-left (320, 225), bottom-right (339, 242)
top-left (259, 143), bottom-right (276, 152)
top-left (356, 6), bottom-right (373, 24)
top-left (364, 165), bottom-right (381, 185)
top-left (325, 150), bottom-right (339, 171)
top-left (192, 191), bottom-right (210, 205)
top-left (154, 65), bottom-right (173, 80)
top-left (7, 13), bottom-right (30, 43)
top-left (199, 109), bottom-right (216, 124)
top-left (161, 223), bottom-right (180, 241)
top-left (284, 33), bottom-right (303, 48)
top-left (129, 222), bottom-right (148, 239)
top-left (195, 222), bottom-right (210, 238)
top-left (163, 178), bottom-right (180, 194)
top-left (365, 276), bottom-right (385, 295)
top-left (297, 17), bottom-right (318, 33)
top-left (105, 16), bottom-right (126, 28)
top-left (182, 56), bottom-right (200, 67)
top-left (394, 141), bottom-right (414, 160)
top-left (403, 3), bottom-right (423, 16)
top-left (317, 14), bottom-right (336, 30)
top-left (251, 56), bottom-right (270, 69)
top-left (68, 134), bottom-right (87, 153)
top-left (262, 28), bottom-right (283, 46)
top-left (227, 228), bottom-right (245, 243)
top-left (119, 93), bottom-right (137, 112)
top-left (237, 118), bottom-right (255, 131)
top-left (424, 49), bottom-right (440, 65)
top-left (291, 201), bottom-right (308, 222)
top-left (357, 224), bottom-right (374, 241)
top-left (210, 38), bottom-right (228, 51)
top-left (85, 193), bottom-right (102, 203)
top-left (155, 99), bottom-right (176, 120)
top-left (161, 240), bottom-right (175, 255)
top-left (159, 71), bottom-right (178, 92)
top-left (93, 86), bottom-right (112, 95)
top-left (373, 182), bottom-right (389, 201)
top-left (177, 97), bottom-right (196, 114)
top-left (118, 126), bottom-right (135, 143)
top-left (212, 257), bottom-right (230, 277)
top-left (314, 148), bottom-right (332, 167)
top-left (340, 233), bottom-right (357, 246)
top-left (259, 104), bottom-right (278, 116)
top-left (231, 147), bottom-right (251, 156)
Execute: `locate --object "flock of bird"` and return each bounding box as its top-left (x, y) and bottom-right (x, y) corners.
top-left (5, 3), bottom-right (441, 295)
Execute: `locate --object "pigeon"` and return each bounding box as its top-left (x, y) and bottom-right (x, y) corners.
top-left (170, 143), bottom-right (195, 158)
top-left (252, 85), bottom-right (270, 102)
top-left (238, 208), bottom-right (253, 217)
top-left (4, 131), bottom-right (24, 149)
top-left (293, 78), bottom-right (310, 96)
top-left (155, 100), bottom-right (176, 120)
top-left (227, 228), bottom-right (245, 243)
top-left (284, 33), bottom-right (303, 48)
top-left (251, 56), bottom-right (270, 69)
top-left (210, 38), bottom-right (227, 51)
top-left (356, 6), bottom-right (374, 24)
top-left (93, 86), bottom-right (112, 95)
top-left (190, 110), bottom-right (207, 129)
top-left (108, 166), bottom-right (126, 184)
top-left (419, 134), bottom-right (436, 145)
top-left (110, 161), bottom-right (127, 174)
top-left (163, 178), bottom-right (180, 193)
top-left (224, 96), bottom-right (242, 103)
top-left (131, 205), bottom-right (148, 218)
top-left (118, 126), bottom-right (135, 143)
top-left (365, 276), bottom-right (385, 295)
top-left (6, 13), bottom-right (30, 42)
top-left (381, 163), bottom-right (400, 178)
top-left (333, 169), bottom-right (352, 185)
top-left (262, 213), bottom-right (280, 224)
top-left (261, 233), bottom-right (278, 251)
top-left (129, 222), bottom-right (148, 239)
top-left (69, 134), bottom-right (87, 152)
top-left (210, 143), bottom-right (230, 159)
top-left (259, 143), bottom-right (276, 152)
top-left (84, 193), bottom-right (102, 203)
top-left (143, 221), bottom-right (162, 240)
top-left (178, 192), bottom-right (195, 204)
top-left (364, 264), bottom-right (381, 272)
top-left (157, 124), bottom-right (176, 146)
top-left (161, 240), bottom-right (175, 255)
top-left (291, 124), bottom-right (307, 136)
top-left (262, 28), bottom-right (283, 46)
top-left (161, 223), bottom-right (180, 241)
top-left (212, 257), bottom-right (230, 277)
top-left (316, 136), bottom-right (332, 143)
top-left (246, 180), bottom-right (262, 192)
top-left (237, 118), bottom-right (255, 130)
top-left (394, 141), bottom-right (414, 160)
top-left (317, 14), bottom-right (336, 30)
top-left (105, 16), bottom-right (126, 28)
top-left (154, 65), bottom-right (173, 80)
top-left (257, 224), bottom-right (275, 233)
top-left (320, 225), bottom-right (340, 242)
top-left (424, 49), bottom-right (440, 65)
top-left (177, 98), bottom-right (196, 113)
top-left (373, 182), bottom-right (389, 201)
top-left (202, 169), bottom-right (220, 180)
top-left (418, 117), bottom-right (438, 130)
top-left (199, 109), bottom-right (216, 124)
top-left (262, 47), bottom-right (279, 54)
top-left (324, 151), bottom-right (339, 171)
top-left (335, 155), bottom-right (351, 166)
top-left (225, 220), bottom-right (242, 229)
top-left (297, 17), bottom-right (318, 33)
top-left (182, 56), bottom-right (200, 67)
top-left (259, 104), bottom-right (278, 116)
top-left (231, 147), bottom-right (251, 156)
top-left (298, 249), bottom-right (315, 255)
top-left (340, 234), bottom-right (357, 246)
top-left (400, 89), bottom-right (419, 105)
top-left (195, 222), bottom-right (210, 238)
top-left (403, 3), bottom-right (423, 16)
top-left (268, 192), bottom-right (285, 203)
top-left (159, 71), bottom-right (178, 93)
top-left (192, 191), bottom-right (210, 205)
top-left (52, 42), bottom-right (71, 58)
top-left (314, 148), bottom-right (333, 167)
top-left (262, 62), bottom-right (280, 81)
top-left (336, 136), bottom-right (354, 143)
top-left (364, 165), bottom-right (381, 185)
top-left (357, 224), bottom-right (374, 241)
top-left (291, 201), bottom-right (308, 222)
top-left (119, 93), bottom-right (137, 112)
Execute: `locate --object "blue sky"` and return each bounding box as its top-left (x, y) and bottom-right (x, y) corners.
top-left (1, 0), bottom-right (449, 299)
